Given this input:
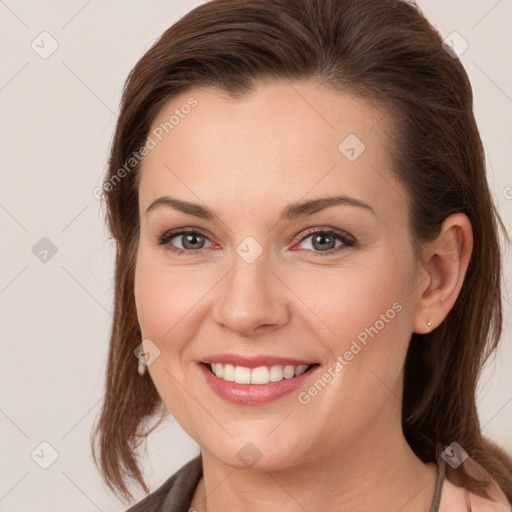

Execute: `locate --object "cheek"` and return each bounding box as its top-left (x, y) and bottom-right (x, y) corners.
top-left (298, 260), bottom-right (414, 439)
top-left (133, 250), bottom-right (203, 432)
top-left (133, 247), bottom-right (218, 370)
top-left (134, 257), bottom-right (170, 340)
top-left (306, 249), bottom-right (415, 383)
top-left (307, 261), bottom-right (409, 343)
top-left (134, 248), bottom-right (198, 341)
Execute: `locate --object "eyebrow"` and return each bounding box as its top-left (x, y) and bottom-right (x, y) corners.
top-left (145, 194), bottom-right (376, 221)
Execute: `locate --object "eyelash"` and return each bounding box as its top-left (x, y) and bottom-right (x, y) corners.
top-left (156, 227), bottom-right (356, 257)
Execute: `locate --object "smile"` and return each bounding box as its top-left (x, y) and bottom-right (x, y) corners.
top-left (198, 362), bottom-right (320, 405)
top-left (205, 362), bottom-right (313, 384)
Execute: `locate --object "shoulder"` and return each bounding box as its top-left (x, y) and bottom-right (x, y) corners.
top-left (434, 443), bottom-right (511, 512)
top-left (468, 488), bottom-right (512, 512)
top-left (124, 454), bottom-right (203, 512)
top-left (439, 477), bottom-right (511, 512)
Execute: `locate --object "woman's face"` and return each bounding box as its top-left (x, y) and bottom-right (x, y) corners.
top-left (134, 81), bottom-right (426, 469)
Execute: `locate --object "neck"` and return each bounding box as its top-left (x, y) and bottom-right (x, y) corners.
top-left (191, 402), bottom-right (437, 512)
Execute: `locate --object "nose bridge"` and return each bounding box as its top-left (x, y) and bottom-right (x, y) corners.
top-left (212, 244), bottom-right (288, 336)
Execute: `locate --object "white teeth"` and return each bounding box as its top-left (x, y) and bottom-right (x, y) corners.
top-left (295, 364), bottom-right (309, 376)
top-left (223, 364), bottom-right (235, 381)
top-left (269, 365), bottom-right (283, 382)
top-left (283, 365), bottom-right (295, 379)
top-left (251, 366), bottom-right (270, 384)
top-left (209, 363), bottom-right (312, 384)
top-left (234, 366), bottom-right (251, 384)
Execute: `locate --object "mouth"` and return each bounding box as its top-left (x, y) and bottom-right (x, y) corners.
top-left (200, 362), bottom-right (320, 385)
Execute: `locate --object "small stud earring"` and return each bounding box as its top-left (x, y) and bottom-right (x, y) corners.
top-left (427, 320), bottom-right (432, 327)
top-left (138, 359), bottom-right (147, 376)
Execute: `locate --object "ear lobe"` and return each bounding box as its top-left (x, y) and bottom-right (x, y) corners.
top-left (412, 213), bottom-right (473, 334)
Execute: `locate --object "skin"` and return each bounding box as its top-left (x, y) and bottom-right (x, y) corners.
top-left (133, 81), bottom-right (473, 512)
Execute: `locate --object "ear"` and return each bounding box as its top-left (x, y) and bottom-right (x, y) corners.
top-left (412, 213), bottom-right (473, 334)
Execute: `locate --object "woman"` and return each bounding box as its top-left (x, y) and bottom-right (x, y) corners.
top-left (91, 0), bottom-right (512, 510)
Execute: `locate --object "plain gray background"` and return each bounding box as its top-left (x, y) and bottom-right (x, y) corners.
top-left (1, 1), bottom-right (511, 510)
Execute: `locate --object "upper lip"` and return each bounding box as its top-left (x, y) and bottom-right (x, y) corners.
top-left (199, 354), bottom-right (317, 369)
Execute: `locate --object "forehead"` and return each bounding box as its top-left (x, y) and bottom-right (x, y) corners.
top-left (138, 81), bottom-right (407, 219)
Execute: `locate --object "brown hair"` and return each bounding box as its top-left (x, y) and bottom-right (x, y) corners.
top-left (91, 0), bottom-right (512, 503)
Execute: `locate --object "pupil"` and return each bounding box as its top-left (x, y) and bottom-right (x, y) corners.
top-left (313, 233), bottom-right (334, 250)
top-left (184, 234), bottom-right (203, 249)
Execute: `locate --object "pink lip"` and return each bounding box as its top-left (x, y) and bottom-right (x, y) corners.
top-left (198, 362), bottom-right (320, 405)
top-left (199, 353), bottom-right (316, 368)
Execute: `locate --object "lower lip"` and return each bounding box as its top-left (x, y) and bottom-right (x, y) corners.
top-left (198, 363), bottom-right (319, 405)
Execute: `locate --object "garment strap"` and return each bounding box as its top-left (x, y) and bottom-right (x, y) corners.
top-left (429, 454), bottom-right (446, 512)
top-left (430, 443), bottom-right (473, 511)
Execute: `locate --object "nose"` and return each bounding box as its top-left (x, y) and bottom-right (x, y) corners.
top-left (211, 251), bottom-right (290, 338)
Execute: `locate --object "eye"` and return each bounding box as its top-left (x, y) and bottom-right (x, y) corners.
top-left (295, 227), bottom-right (355, 256)
top-left (157, 229), bottom-right (215, 255)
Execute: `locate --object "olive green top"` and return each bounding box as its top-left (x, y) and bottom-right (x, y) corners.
top-left (125, 454), bottom-right (203, 512)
